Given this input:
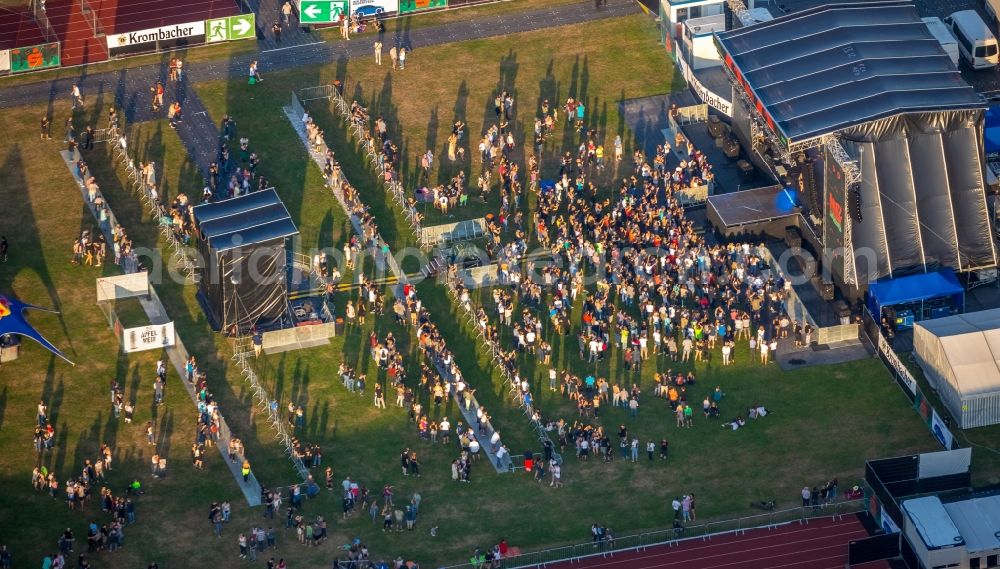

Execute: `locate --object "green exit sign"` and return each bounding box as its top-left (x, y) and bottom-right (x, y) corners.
top-left (299, 0), bottom-right (348, 24)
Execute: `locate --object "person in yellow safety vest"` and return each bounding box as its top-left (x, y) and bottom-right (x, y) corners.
top-left (242, 460), bottom-right (251, 482)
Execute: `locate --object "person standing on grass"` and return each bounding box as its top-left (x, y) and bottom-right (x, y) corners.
top-left (249, 61), bottom-right (262, 84)
top-left (281, 1), bottom-right (292, 26)
top-left (272, 22), bottom-right (282, 43)
top-left (389, 46), bottom-right (398, 69)
top-left (374, 40), bottom-right (382, 65)
top-left (83, 125), bottom-right (94, 150)
top-left (341, 14), bottom-right (349, 40)
top-left (71, 84), bottom-right (83, 109)
top-left (399, 47), bottom-right (406, 70)
top-left (40, 117), bottom-right (51, 139)
top-left (146, 421), bottom-right (155, 445)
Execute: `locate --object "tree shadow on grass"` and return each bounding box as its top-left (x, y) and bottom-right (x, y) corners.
top-left (40, 356), bottom-right (64, 426)
top-left (436, 79), bottom-right (470, 188)
top-left (0, 146), bottom-right (74, 349)
top-left (156, 407), bottom-right (174, 460)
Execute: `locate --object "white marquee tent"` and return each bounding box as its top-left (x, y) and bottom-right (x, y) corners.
top-left (913, 308), bottom-right (1000, 428)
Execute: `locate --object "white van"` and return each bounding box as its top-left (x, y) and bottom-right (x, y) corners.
top-left (944, 10), bottom-right (999, 69)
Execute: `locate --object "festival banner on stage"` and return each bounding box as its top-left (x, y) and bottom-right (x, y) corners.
top-left (399, 0), bottom-right (446, 13)
top-left (9, 42), bottom-right (60, 73)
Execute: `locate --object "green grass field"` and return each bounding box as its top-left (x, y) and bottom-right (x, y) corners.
top-left (187, 11), bottom-right (945, 564)
top-left (0, 10), bottom-right (984, 569)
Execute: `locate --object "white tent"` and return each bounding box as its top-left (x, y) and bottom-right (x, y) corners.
top-left (913, 308), bottom-right (1000, 428)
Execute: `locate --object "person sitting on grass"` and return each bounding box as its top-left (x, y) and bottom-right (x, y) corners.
top-left (748, 404), bottom-right (770, 419)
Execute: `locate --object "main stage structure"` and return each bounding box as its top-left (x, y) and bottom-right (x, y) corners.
top-left (711, 0), bottom-right (998, 296)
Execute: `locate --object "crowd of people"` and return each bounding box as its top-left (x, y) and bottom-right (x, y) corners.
top-left (19, 18), bottom-right (848, 566)
top-left (435, 79), bottom-right (809, 449)
top-left (800, 478), bottom-right (841, 509)
top-left (70, 156), bottom-right (140, 272)
top-left (315, 95), bottom-right (517, 477)
top-left (31, 439), bottom-right (138, 568)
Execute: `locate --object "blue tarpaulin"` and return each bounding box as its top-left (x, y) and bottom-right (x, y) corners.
top-left (986, 106), bottom-right (1000, 154)
top-left (867, 269), bottom-right (965, 318)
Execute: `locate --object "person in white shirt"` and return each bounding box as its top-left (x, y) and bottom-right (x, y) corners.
top-left (495, 444), bottom-right (508, 468)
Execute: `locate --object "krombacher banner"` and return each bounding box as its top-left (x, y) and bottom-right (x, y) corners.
top-left (106, 21), bottom-right (206, 57)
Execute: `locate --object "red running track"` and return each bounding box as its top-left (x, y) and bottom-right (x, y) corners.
top-left (547, 515), bottom-right (874, 569)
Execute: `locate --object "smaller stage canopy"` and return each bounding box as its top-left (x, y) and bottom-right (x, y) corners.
top-left (914, 308), bottom-right (1000, 428)
top-left (193, 189), bottom-right (298, 332)
top-left (195, 189), bottom-right (298, 251)
top-left (715, 0), bottom-right (982, 145)
top-left (866, 269), bottom-right (964, 318)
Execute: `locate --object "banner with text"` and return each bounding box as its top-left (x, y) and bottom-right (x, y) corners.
top-left (877, 333), bottom-right (917, 396)
top-left (122, 322), bottom-right (176, 353)
top-left (351, 0), bottom-right (399, 16)
top-left (399, 0), bottom-right (446, 13)
top-left (107, 21), bottom-right (206, 57)
top-left (9, 42), bottom-right (60, 73)
top-left (675, 55), bottom-right (732, 117)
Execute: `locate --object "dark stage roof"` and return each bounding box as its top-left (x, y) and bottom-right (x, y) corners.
top-left (716, 1), bottom-right (983, 144)
top-left (193, 189), bottom-right (298, 253)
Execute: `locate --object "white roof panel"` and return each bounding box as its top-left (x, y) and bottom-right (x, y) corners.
top-left (943, 495), bottom-right (1000, 554)
top-left (903, 496), bottom-right (964, 550)
top-left (916, 308), bottom-right (1000, 397)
